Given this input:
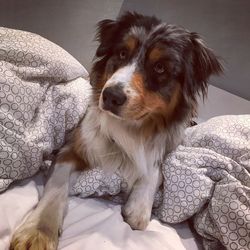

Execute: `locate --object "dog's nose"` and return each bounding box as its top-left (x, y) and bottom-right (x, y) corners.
top-left (102, 85), bottom-right (127, 113)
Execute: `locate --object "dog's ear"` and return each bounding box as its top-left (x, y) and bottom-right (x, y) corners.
top-left (95, 19), bottom-right (117, 57)
top-left (184, 33), bottom-right (223, 100)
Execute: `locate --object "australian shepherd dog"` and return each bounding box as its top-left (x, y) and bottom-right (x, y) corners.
top-left (10, 12), bottom-right (222, 250)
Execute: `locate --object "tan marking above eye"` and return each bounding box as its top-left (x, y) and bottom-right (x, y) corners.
top-left (125, 36), bottom-right (137, 52)
top-left (149, 47), bottom-right (163, 62)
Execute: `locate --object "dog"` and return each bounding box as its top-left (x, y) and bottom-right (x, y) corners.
top-left (10, 12), bottom-right (222, 250)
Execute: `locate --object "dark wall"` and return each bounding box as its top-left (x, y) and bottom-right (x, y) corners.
top-left (120, 0), bottom-right (250, 100)
top-left (0, 0), bottom-right (122, 71)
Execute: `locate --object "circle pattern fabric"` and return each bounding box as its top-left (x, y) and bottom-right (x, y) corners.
top-left (0, 27), bottom-right (90, 191)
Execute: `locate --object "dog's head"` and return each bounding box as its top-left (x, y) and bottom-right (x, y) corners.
top-left (90, 12), bottom-right (223, 125)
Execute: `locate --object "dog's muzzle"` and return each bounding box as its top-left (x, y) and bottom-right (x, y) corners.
top-left (102, 84), bottom-right (127, 115)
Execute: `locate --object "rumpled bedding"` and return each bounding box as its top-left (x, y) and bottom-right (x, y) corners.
top-left (0, 27), bottom-right (250, 250)
top-left (0, 27), bottom-right (91, 191)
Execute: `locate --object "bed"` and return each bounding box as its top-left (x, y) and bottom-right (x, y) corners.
top-left (0, 27), bottom-right (249, 250)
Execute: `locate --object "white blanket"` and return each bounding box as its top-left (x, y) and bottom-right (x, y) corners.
top-left (0, 175), bottom-right (201, 250)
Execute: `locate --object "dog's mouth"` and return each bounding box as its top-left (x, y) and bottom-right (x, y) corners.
top-left (98, 84), bottom-right (151, 122)
top-left (99, 96), bottom-right (149, 122)
top-left (99, 105), bottom-right (124, 120)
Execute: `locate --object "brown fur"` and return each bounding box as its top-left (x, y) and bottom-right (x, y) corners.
top-left (127, 72), bottom-right (181, 138)
top-left (128, 73), bottom-right (179, 115)
top-left (92, 72), bottom-right (110, 105)
top-left (140, 84), bottom-right (181, 138)
top-left (57, 128), bottom-right (89, 171)
top-left (9, 227), bottom-right (58, 250)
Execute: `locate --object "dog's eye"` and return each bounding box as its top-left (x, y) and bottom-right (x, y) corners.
top-left (154, 62), bottom-right (165, 74)
top-left (119, 49), bottom-right (127, 60)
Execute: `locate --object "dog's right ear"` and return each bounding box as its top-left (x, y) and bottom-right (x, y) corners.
top-left (95, 19), bottom-right (117, 57)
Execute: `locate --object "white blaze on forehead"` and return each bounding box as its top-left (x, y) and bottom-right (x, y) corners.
top-left (147, 23), bottom-right (167, 39)
top-left (105, 62), bottom-right (136, 87)
top-left (129, 26), bottom-right (147, 42)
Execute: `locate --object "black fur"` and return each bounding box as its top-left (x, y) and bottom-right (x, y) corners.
top-left (95, 12), bottom-right (160, 58)
top-left (91, 11), bottom-right (223, 122)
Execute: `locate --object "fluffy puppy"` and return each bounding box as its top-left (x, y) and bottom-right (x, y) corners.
top-left (10, 12), bottom-right (222, 250)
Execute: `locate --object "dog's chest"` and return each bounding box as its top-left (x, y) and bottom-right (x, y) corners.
top-left (80, 111), bottom-right (131, 169)
top-left (80, 110), bottom-right (165, 183)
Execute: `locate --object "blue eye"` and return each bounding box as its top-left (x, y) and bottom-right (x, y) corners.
top-left (154, 62), bottom-right (165, 74)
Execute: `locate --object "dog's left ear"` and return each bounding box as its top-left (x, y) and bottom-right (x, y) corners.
top-left (95, 19), bottom-right (117, 57)
top-left (185, 32), bottom-right (223, 99)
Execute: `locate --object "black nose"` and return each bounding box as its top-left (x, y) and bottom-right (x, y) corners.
top-left (102, 85), bottom-right (127, 114)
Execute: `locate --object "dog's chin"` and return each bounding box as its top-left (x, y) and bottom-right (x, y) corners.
top-left (98, 105), bottom-right (124, 120)
top-left (105, 110), bottom-right (125, 120)
top-left (98, 99), bottom-right (125, 120)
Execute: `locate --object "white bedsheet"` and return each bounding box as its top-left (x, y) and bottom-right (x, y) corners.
top-left (0, 175), bottom-right (201, 250)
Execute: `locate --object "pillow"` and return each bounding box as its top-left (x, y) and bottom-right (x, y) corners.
top-left (0, 27), bottom-right (91, 191)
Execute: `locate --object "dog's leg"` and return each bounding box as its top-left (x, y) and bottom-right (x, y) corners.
top-left (122, 166), bottom-right (162, 230)
top-left (9, 160), bottom-right (75, 250)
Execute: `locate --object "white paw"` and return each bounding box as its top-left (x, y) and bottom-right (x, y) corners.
top-left (122, 199), bottom-right (151, 230)
top-left (10, 223), bottom-right (59, 250)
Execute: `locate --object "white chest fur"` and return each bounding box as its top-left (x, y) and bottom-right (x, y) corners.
top-left (79, 107), bottom-right (167, 190)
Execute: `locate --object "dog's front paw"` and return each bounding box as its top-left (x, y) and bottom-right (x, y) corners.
top-left (10, 224), bottom-right (59, 250)
top-left (122, 200), bottom-right (151, 230)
